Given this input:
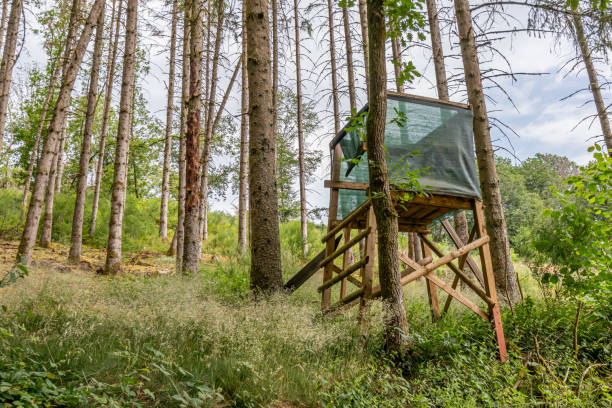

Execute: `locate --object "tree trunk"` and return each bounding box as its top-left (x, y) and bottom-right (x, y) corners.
top-left (0, 1), bottom-right (8, 53)
top-left (21, 60), bottom-right (61, 220)
top-left (293, 0), bottom-right (308, 257)
top-left (327, 0), bottom-right (341, 133)
top-left (90, 0), bottom-right (122, 237)
top-left (271, 0), bottom-right (278, 144)
top-left (238, 5), bottom-right (248, 254)
top-left (103, 0), bottom-right (138, 274)
top-left (425, 0), bottom-right (470, 266)
top-left (342, 5), bottom-right (356, 112)
top-left (68, 3), bottom-right (105, 263)
top-left (390, 36), bottom-right (403, 93)
top-left (40, 137), bottom-right (60, 248)
top-left (199, 0), bottom-right (224, 243)
top-left (572, 12), bottom-right (612, 153)
top-left (367, 0), bottom-right (408, 351)
top-left (171, 1), bottom-right (189, 266)
top-left (0, 0), bottom-right (22, 153)
top-left (54, 126), bottom-right (67, 192)
top-left (454, 0), bottom-right (521, 304)
top-left (18, 0), bottom-right (105, 264)
top-left (246, 0), bottom-right (283, 292)
top-left (160, 0), bottom-right (178, 239)
top-left (357, 0), bottom-right (369, 95)
top-left (182, 0), bottom-right (203, 274)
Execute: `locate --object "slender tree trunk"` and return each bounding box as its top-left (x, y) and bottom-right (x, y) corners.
top-left (40, 135), bottom-right (60, 248)
top-left (342, 5), bottom-right (356, 112)
top-left (103, 0), bottom-right (138, 274)
top-left (454, 0), bottom-right (521, 304)
top-left (68, 3), bottom-right (105, 263)
top-left (171, 1), bottom-right (189, 267)
top-left (238, 5), bottom-right (248, 254)
top-left (160, 0), bottom-right (178, 239)
top-left (18, 0), bottom-right (105, 264)
top-left (246, 0), bottom-right (283, 292)
top-left (0, 0), bottom-right (22, 153)
top-left (182, 0), bottom-right (203, 274)
top-left (367, 0), bottom-right (408, 351)
top-left (0, 1), bottom-right (8, 53)
top-left (21, 61), bottom-right (61, 220)
top-left (390, 36), bottom-right (403, 93)
top-left (90, 0), bottom-right (122, 237)
top-left (572, 12), bottom-right (612, 152)
top-left (425, 0), bottom-right (470, 261)
top-left (327, 0), bottom-right (340, 132)
top-left (54, 127), bottom-right (67, 192)
top-left (357, 0), bottom-right (369, 95)
top-left (293, 0), bottom-right (308, 257)
top-left (199, 0), bottom-right (224, 242)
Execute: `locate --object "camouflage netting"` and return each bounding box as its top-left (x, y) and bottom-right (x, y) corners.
top-left (331, 94), bottom-right (481, 219)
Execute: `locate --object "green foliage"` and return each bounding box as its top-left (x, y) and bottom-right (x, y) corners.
top-left (0, 259), bottom-right (28, 288)
top-left (533, 146), bottom-right (611, 314)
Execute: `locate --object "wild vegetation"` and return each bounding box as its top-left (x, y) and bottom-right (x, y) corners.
top-left (0, 0), bottom-right (610, 406)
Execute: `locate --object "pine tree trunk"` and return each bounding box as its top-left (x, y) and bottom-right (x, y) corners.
top-left (68, 3), bottom-right (105, 263)
top-left (293, 0), bottom-right (308, 257)
top-left (40, 139), bottom-right (60, 248)
top-left (572, 12), bottom-right (612, 153)
top-left (246, 0), bottom-right (283, 292)
top-left (160, 0), bottom-right (178, 240)
top-left (425, 0), bottom-right (471, 266)
top-left (367, 0), bottom-right (408, 351)
top-left (199, 0), bottom-right (224, 243)
top-left (103, 0), bottom-right (138, 274)
top-left (18, 0), bottom-right (105, 264)
top-left (271, 0), bottom-right (278, 144)
top-left (90, 0), bottom-right (122, 237)
top-left (327, 0), bottom-right (340, 132)
top-left (0, 0), bottom-right (22, 152)
top-left (182, 0), bottom-right (203, 274)
top-left (454, 0), bottom-right (521, 304)
top-left (390, 36), bottom-right (403, 93)
top-left (21, 61), bottom-right (61, 220)
top-left (54, 127), bottom-right (67, 192)
top-left (171, 2), bottom-right (189, 267)
top-left (238, 5), bottom-right (248, 254)
top-left (342, 5), bottom-right (356, 112)
top-left (357, 0), bottom-right (369, 95)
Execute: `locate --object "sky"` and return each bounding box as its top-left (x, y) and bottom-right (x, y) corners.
top-left (15, 0), bottom-right (612, 218)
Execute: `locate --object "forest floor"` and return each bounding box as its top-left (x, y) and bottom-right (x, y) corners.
top-left (0, 239), bottom-right (610, 407)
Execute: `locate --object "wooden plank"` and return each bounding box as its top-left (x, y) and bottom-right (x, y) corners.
top-left (319, 257), bottom-right (369, 292)
top-left (391, 192), bottom-right (473, 210)
top-left (472, 201), bottom-right (497, 304)
top-left (321, 199), bottom-right (371, 243)
top-left (320, 228), bottom-right (371, 268)
top-left (386, 91), bottom-right (471, 110)
top-left (422, 234), bottom-right (441, 321)
top-left (442, 275), bottom-right (461, 313)
top-left (370, 236), bottom-right (490, 298)
top-left (370, 255), bottom-right (432, 295)
top-left (324, 180), bottom-right (369, 191)
top-left (441, 219), bottom-right (484, 287)
top-left (340, 227), bottom-right (351, 299)
top-left (425, 274), bottom-right (489, 320)
top-left (330, 264), bottom-right (361, 287)
top-left (285, 235), bottom-right (342, 293)
top-left (418, 234), bottom-right (494, 305)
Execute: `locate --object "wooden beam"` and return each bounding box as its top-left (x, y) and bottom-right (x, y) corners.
top-left (442, 219), bottom-right (484, 286)
top-left (418, 234), bottom-right (494, 305)
top-left (391, 192), bottom-right (473, 210)
top-left (422, 234), bottom-right (441, 321)
top-left (321, 199), bottom-right (371, 243)
top-left (386, 91), bottom-right (471, 110)
top-left (320, 228), bottom-right (371, 268)
top-left (324, 260), bottom-right (367, 292)
top-left (284, 236), bottom-right (342, 293)
top-left (324, 180), bottom-right (369, 191)
top-left (324, 288), bottom-right (364, 315)
top-left (425, 274), bottom-right (489, 320)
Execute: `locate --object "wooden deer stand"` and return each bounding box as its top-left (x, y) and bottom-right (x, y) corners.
top-left (285, 92), bottom-right (508, 362)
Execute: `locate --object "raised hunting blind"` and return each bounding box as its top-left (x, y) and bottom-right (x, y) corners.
top-left (285, 92), bottom-right (508, 362)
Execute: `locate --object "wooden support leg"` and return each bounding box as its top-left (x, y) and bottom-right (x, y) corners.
top-left (358, 207), bottom-right (376, 336)
top-left (472, 201), bottom-right (508, 362)
top-left (340, 227), bottom-right (351, 300)
top-left (421, 234), bottom-right (440, 321)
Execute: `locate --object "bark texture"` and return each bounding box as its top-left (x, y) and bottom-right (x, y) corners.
top-left (104, 0), bottom-right (138, 274)
top-left (90, 0), bottom-right (122, 236)
top-left (342, 4), bottom-right (356, 112)
top-left (327, 0), bottom-right (341, 133)
top-left (454, 0), bottom-right (521, 304)
top-left (160, 0), bottom-right (178, 239)
top-left (18, 0), bottom-right (105, 264)
top-left (358, 0), bottom-right (369, 95)
top-left (69, 3), bottom-right (105, 262)
top-left (0, 1), bottom-right (8, 52)
top-left (0, 0), bottom-right (22, 152)
top-left (182, 0), bottom-right (203, 274)
top-left (293, 0), bottom-right (308, 257)
top-left (238, 5), bottom-right (248, 253)
top-left (572, 12), bottom-right (612, 152)
top-left (366, 0), bottom-right (408, 351)
top-left (246, 0), bottom-right (283, 292)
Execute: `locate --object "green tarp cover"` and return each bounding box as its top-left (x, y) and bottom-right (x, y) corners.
top-left (332, 94), bottom-right (481, 220)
